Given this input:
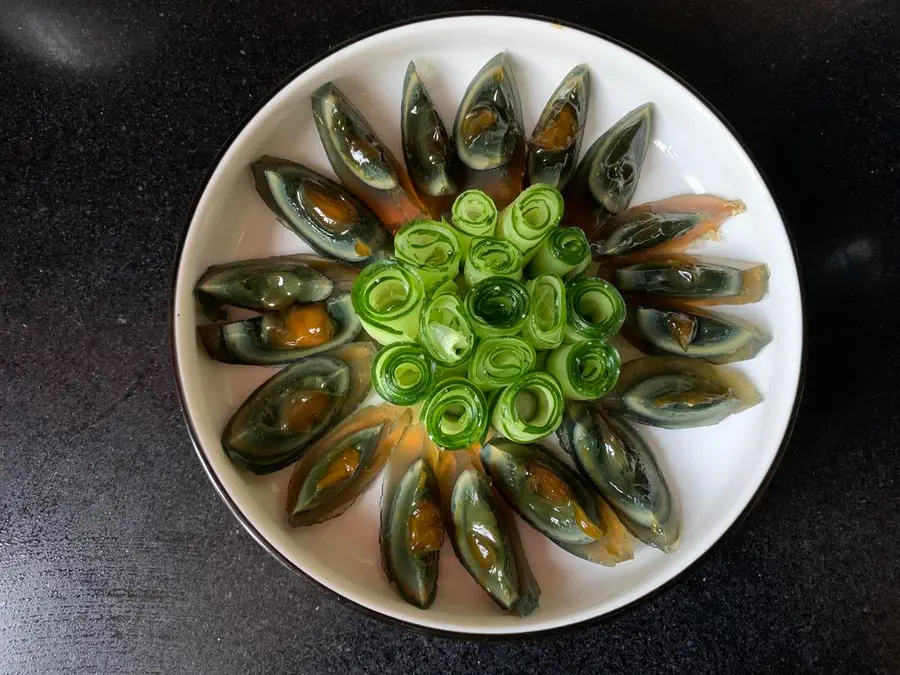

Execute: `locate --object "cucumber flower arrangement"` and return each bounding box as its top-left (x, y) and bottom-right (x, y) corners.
top-left (352, 184), bottom-right (625, 449)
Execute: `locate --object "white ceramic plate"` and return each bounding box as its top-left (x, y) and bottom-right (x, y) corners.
top-left (172, 14), bottom-right (804, 635)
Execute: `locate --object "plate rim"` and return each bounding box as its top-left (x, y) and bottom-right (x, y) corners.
top-left (168, 10), bottom-right (807, 639)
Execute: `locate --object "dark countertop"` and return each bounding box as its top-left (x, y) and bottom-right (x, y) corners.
top-left (1, 1), bottom-right (898, 672)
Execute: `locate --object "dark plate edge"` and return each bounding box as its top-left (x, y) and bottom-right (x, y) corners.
top-left (168, 10), bottom-right (808, 641)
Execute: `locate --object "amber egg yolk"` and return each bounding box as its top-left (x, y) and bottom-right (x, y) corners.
top-left (665, 311), bottom-right (697, 350)
top-left (268, 303), bottom-right (336, 349)
top-left (408, 498), bottom-right (443, 556)
top-left (462, 107), bottom-right (498, 146)
top-left (653, 386), bottom-right (728, 409)
top-left (467, 530), bottom-right (497, 570)
top-left (525, 462), bottom-right (604, 539)
top-left (280, 391), bottom-right (333, 434)
top-left (531, 103), bottom-right (577, 152)
top-left (316, 447), bottom-right (361, 490)
top-left (304, 181), bottom-right (358, 234)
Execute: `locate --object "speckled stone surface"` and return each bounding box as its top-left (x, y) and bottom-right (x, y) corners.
top-left (1, 1), bottom-right (899, 672)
